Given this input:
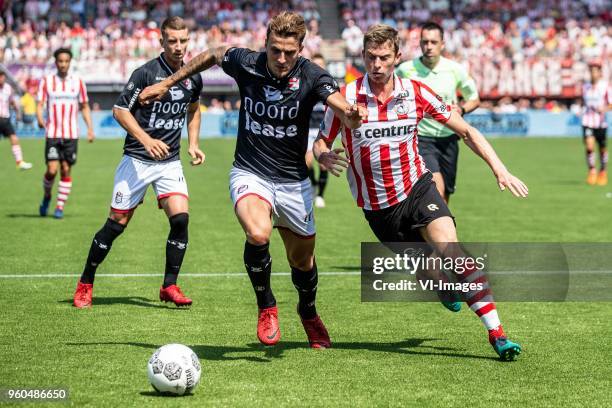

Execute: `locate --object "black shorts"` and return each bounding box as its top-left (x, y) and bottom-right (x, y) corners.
top-left (0, 118), bottom-right (15, 137)
top-left (418, 135), bottom-right (459, 195)
top-left (583, 127), bottom-right (607, 148)
top-left (363, 172), bottom-right (454, 242)
top-left (45, 139), bottom-right (78, 165)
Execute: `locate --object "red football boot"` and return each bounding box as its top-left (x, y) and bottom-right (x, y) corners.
top-left (300, 315), bottom-right (331, 349)
top-left (73, 281), bottom-right (93, 308)
top-left (159, 285), bottom-right (192, 306)
top-left (257, 306), bottom-right (280, 346)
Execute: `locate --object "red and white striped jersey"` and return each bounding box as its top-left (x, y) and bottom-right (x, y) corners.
top-left (0, 83), bottom-right (14, 119)
top-left (320, 74), bottom-right (451, 210)
top-left (37, 73), bottom-right (88, 139)
top-left (582, 80), bottom-right (611, 129)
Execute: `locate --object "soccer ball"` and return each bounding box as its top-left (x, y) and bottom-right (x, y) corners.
top-left (147, 344), bottom-right (201, 395)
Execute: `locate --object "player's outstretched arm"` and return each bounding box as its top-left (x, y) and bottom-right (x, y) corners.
top-left (112, 107), bottom-right (169, 161)
top-left (325, 92), bottom-right (368, 130)
top-left (139, 46), bottom-right (231, 104)
top-left (186, 101), bottom-right (205, 166)
top-left (444, 111), bottom-right (529, 198)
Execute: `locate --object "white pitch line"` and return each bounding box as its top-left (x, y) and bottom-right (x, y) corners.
top-left (0, 271), bottom-right (361, 279)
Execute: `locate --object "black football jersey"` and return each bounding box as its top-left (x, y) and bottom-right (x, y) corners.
top-left (222, 48), bottom-right (339, 182)
top-left (114, 53), bottom-right (203, 162)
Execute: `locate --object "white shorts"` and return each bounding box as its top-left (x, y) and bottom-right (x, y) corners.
top-left (229, 167), bottom-right (315, 238)
top-left (110, 155), bottom-right (188, 213)
top-left (307, 128), bottom-right (318, 152)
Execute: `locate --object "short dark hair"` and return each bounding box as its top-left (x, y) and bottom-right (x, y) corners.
top-left (420, 21), bottom-right (444, 40)
top-left (54, 47), bottom-right (72, 60)
top-left (161, 16), bottom-right (188, 38)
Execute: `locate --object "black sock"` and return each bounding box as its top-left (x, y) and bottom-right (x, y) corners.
top-left (308, 166), bottom-right (316, 186)
top-left (163, 213), bottom-right (189, 288)
top-left (318, 169), bottom-right (328, 197)
top-left (586, 149), bottom-right (595, 170)
top-left (80, 218), bottom-right (125, 284)
top-left (291, 263), bottom-right (318, 320)
top-left (244, 241), bottom-right (275, 309)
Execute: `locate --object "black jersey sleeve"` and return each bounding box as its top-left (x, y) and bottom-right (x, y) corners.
top-left (114, 68), bottom-right (149, 112)
top-left (190, 74), bottom-right (204, 103)
top-left (309, 64), bottom-right (340, 103)
top-left (221, 47), bottom-right (254, 80)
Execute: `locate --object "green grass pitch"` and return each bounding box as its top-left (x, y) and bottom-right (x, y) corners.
top-left (1, 137), bottom-right (611, 407)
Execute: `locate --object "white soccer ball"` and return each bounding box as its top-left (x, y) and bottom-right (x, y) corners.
top-left (147, 344), bottom-right (201, 395)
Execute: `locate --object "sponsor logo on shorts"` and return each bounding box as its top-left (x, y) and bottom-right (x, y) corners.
top-left (114, 191), bottom-right (123, 204)
top-left (304, 211), bottom-right (313, 222)
top-left (47, 146), bottom-right (59, 160)
top-left (427, 203), bottom-right (439, 211)
top-left (237, 185), bottom-right (248, 194)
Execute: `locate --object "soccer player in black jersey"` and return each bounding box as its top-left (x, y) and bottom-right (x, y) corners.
top-left (73, 17), bottom-right (205, 308)
top-left (140, 12), bottom-right (365, 348)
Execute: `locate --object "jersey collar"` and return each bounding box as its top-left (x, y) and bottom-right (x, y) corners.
top-left (159, 53), bottom-right (183, 75)
top-left (415, 56), bottom-right (440, 74)
top-left (359, 73), bottom-right (405, 99)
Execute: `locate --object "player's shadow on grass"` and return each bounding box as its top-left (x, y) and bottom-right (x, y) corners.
top-left (68, 339), bottom-right (498, 363)
top-left (245, 339), bottom-right (498, 361)
top-left (6, 213), bottom-right (67, 219)
top-left (58, 297), bottom-right (186, 310)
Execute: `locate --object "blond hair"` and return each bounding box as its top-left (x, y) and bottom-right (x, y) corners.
top-left (363, 24), bottom-right (400, 54)
top-left (266, 12), bottom-right (306, 44)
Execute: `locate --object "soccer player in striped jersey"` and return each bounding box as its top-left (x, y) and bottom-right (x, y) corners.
top-left (315, 25), bottom-right (528, 360)
top-left (0, 71), bottom-right (32, 170)
top-left (396, 21), bottom-right (480, 204)
top-left (582, 62), bottom-right (611, 186)
top-left (36, 48), bottom-right (95, 219)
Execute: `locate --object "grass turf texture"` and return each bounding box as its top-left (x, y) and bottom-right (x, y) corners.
top-left (1, 137), bottom-right (611, 407)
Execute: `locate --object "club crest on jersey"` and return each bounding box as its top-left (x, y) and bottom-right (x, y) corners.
top-left (288, 77), bottom-right (300, 91)
top-left (263, 86), bottom-right (282, 102)
top-left (169, 86), bottom-right (184, 101)
top-left (182, 79), bottom-right (192, 90)
top-left (395, 102), bottom-right (408, 115)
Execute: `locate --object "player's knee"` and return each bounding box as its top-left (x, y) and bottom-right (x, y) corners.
top-left (168, 213), bottom-right (189, 241)
top-left (246, 227), bottom-right (271, 246)
top-left (288, 252), bottom-right (314, 271)
top-left (109, 211), bottom-right (131, 226)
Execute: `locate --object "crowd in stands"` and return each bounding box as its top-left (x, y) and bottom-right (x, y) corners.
top-left (340, 1), bottom-right (610, 88)
top-left (1, 0), bottom-right (323, 85)
top-left (1, 0), bottom-right (610, 109)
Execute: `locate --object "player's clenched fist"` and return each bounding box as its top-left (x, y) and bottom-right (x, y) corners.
top-left (188, 145), bottom-right (205, 166)
top-left (143, 138), bottom-right (170, 160)
top-left (344, 104), bottom-right (367, 129)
